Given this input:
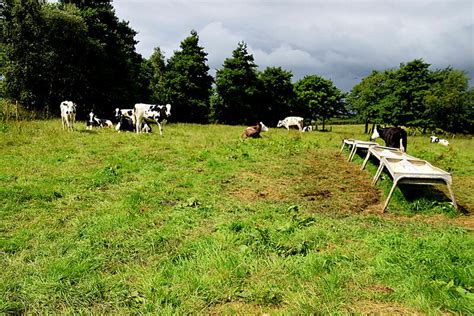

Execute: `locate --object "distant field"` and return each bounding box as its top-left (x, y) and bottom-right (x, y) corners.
top-left (1, 120), bottom-right (473, 314)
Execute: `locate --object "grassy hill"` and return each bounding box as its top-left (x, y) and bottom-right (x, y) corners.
top-left (1, 120), bottom-right (473, 314)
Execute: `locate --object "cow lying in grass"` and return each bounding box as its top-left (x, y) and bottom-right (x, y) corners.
top-left (87, 112), bottom-right (113, 130)
top-left (242, 122), bottom-right (269, 139)
top-left (115, 110), bottom-right (151, 133)
top-left (430, 135), bottom-right (449, 146)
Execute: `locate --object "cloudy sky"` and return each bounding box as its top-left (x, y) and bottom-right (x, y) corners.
top-left (113, 0), bottom-right (473, 91)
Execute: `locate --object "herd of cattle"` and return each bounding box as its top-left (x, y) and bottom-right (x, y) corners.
top-left (60, 101), bottom-right (449, 148)
top-left (60, 100), bottom-right (171, 136)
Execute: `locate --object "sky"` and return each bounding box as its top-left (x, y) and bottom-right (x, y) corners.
top-left (113, 0), bottom-right (474, 91)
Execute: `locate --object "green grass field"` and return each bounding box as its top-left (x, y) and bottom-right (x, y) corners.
top-left (1, 120), bottom-right (473, 314)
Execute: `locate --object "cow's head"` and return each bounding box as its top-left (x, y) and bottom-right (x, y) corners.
top-left (88, 112), bottom-right (95, 122)
top-left (276, 120), bottom-right (283, 128)
top-left (260, 122), bottom-right (269, 132)
top-left (114, 108), bottom-right (121, 120)
top-left (370, 125), bottom-right (379, 140)
top-left (164, 103), bottom-right (171, 117)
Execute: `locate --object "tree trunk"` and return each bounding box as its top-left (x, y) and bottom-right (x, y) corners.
top-left (322, 117), bottom-right (325, 131)
top-left (364, 119), bottom-right (369, 134)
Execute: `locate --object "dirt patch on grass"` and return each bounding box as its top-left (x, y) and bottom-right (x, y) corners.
top-left (229, 171), bottom-right (289, 202)
top-left (227, 153), bottom-right (381, 215)
top-left (346, 299), bottom-right (424, 315)
top-left (296, 153), bottom-right (380, 214)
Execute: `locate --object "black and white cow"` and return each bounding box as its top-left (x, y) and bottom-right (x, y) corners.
top-left (60, 100), bottom-right (76, 131)
top-left (87, 112), bottom-right (113, 130)
top-left (115, 110), bottom-right (151, 133)
top-left (134, 103), bottom-right (171, 136)
top-left (114, 108), bottom-right (135, 124)
top-left (430, 135), bottom-right (449, 146)
top-left (371, 125), bottom-right (408, 152)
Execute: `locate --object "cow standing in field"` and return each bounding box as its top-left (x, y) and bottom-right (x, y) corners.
top-left (134, 103), bottom-right (171, 136)
top-left (371, 125), bottom-right (408, 152)
top-left (60, 101), bottom-right (76, 131)
top-left (242, 122), bottom-right (269, 139)
top-left (277, 116), bottom-right (304, 131)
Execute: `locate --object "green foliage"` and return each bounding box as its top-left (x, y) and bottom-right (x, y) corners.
top-left (348, 59), bottom-right (472, 134)
top-left (147, 47), bottom-right (167, 104)
top-left (294, 75), bottom-right (345, 130)
top-left (164, 30), bottom-right (213, 123)
top-left (213, 42), bottom-right (260, 124)
top-left (1, 0), bottom-right (148, 118)
top-left (257, 66), bottom-right (296, 126)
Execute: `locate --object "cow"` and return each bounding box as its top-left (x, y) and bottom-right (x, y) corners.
top-left (114, 108), bottom-right (135, 124)
top-left (242, 122), bottom-right (269, 139)
top-left (60, 101), bottom-right (76, 131)
top-left (371, 125), bottom-right (408, 152)
top-left (115, 110), bottom-right (151, 133)
top-left (302, 126), bottom-right (313, 132)
top-left (87, 112), bottom-right (113, 130)
top-left (134, 103), bottom-right (171, 136)
top-left (277, 116), bottom-right (304, 131)
top-left (430, 136), bottom-right (449, 146)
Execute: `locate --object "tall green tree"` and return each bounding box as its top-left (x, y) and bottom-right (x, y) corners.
top-left (348, 70), bottom-right (387, 133)
top-left (294, 75), bottom-right (344, 130)
top-left (392, 59), bottom-right (432, 127)
top-left (213, 42), bottom-right (259, 124)
top-left (424, 68), bottom-right (473, 133)
top-left (2, 0), bottom-right (46, 110)
top-left (257, 66), bottom-right (295, 126)
top-left (2, 0), bottom-right (148, 117)
top-left (165, 30), bottom-right (213, 123)
top-left (72, 1), bottom-right (147, 116)
top-left (147, 47), bottom-right (167, 104)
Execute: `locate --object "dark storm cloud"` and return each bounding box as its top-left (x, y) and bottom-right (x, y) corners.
top-left (114, 0), bottom-right (473, 91)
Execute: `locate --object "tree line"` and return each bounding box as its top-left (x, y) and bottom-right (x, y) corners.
top-left (1, 0), bottom-right (472, 133)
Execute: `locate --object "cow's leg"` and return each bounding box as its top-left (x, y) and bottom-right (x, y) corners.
top-left (61, 117), bottom-right (65, 130)
top-left (135, 119), bottom-right (141, 134)
top-left (158, 122), bottom-right (163, 136)
top-left (298, 123), bottom-right (303, 131)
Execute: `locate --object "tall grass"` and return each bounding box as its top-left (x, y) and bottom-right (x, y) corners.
top-left (1, 120), bottom-right (473, 314)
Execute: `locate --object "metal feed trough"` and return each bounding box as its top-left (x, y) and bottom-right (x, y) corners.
top-left (373, 157), bottom-right (457, 212)
top-left (340, 139), bottom-right (457, 213)
top-left (360, 145), bottom-right (417, 170)
top-left (340, 139), bottom-right (379, 162)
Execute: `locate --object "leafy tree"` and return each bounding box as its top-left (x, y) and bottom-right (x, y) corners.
top-left (424, 68), bottom-right (473, 133)
top-left (147, 47), bottom-right (167, 104)
top-left (213, 42), bottom-right (259, 125)
top-left (257, 66), bottom-right (295, 126)
top-left (165, 30), bottom-right (213, 123)
top-left (348, 70), bottom-right (389, 133)
top-left (72, 1), bottom-right (147, 116)
top-left (294, 75), bottom-right (344, 130)
top-left (393, 59), bottom-right (432, 127)
top-left (2, 0), bottom-right (148, 117)
top-left (2, 0), bottom-right (46, 110)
